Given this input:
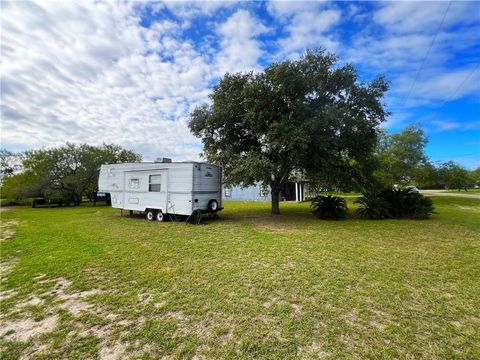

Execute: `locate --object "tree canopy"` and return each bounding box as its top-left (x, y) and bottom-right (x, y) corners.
top-left (374, 124), bottom-right (429, 187)
top-left (1, 143), bottom-right (141, 203)
top-left (189, 49), bottom-right (390, 214)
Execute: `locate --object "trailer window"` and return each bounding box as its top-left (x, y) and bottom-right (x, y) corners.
top-left (149, 175), bottom-right (162, 192)
top-left (224, 187), bottom-right (231, 197)
top-left (129, 178), bottom-right (140, 189)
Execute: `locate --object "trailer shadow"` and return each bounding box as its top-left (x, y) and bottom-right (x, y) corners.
top-left (107, 202), bottom-right (317, 230)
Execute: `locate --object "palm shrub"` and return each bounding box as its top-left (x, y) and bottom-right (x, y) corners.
top-left (379, 188), bottom-right (409, 217)
top-left (405, 193), bottom-right (437, 219)
top-left (311, 195), bottom-right (349, 220)
top-left (379, 188), bottom-right (436, 219)
top-left (354, 195), bottom-right (391, 219)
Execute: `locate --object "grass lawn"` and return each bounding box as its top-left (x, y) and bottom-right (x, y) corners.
top-left (441, 189), bottom-right (480, 194)
top-left (1, 197), bottom-right (479, 359)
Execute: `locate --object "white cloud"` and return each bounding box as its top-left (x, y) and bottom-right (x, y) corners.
top-left (373, 1), bottom-right (478, 34)
top-left (275, 8), bottom-right (341, 58)
top-left (266, 1), bottom-right (328, 20)
top-left (265, 1), bottom-right (341, 58)
top-left (160, 1), bottom-right (238, 19)
top-left (214, 9), bottom-right (269, 75)
top-left (0, 0), bottom-right (237, 160)
top-left (344, 1), bottom-right (480, 109)
top-left (396, 66), bottom-right (480, 107)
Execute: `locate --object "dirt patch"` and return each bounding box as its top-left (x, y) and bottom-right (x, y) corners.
top-left (0, 207), bottom-right (10, 213)
top-left (41, 278), bottom-right (105, 316)
top-left (1, 258), bottom-right (18, 281)
top-left (298, 341), bottom-right (329, 358)
top-left (99, 341), bottom-right (127, 360)
top-left (370, 319), bottom-right (386, 330)
top-left (0, 289), bottom-right (18, 303)
top-left (59, 298), bottom-right (92, 316)
top-left (15, 295), bottom-right (44, 310)
top-left (167, 311), bottom-right (186, 321)
top-left (344, 310), bottom-right (359, 326)
top-left (1, 315), bottom-right (58, 341)
top-left (245, 215), bottom-right (295, 232)
top-left (0, 219), bottom-right (19, 241)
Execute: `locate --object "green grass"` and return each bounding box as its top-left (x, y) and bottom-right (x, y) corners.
top-left (1, 197), bottom-right (479, 359)
top-left (441, 189), bottom-right (480, 194)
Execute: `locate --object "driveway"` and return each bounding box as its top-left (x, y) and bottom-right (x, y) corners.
top-left (420, 190), bottom-right (480, 199)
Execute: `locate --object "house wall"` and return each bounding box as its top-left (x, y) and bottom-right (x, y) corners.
top-left (223, 182), bottom-right (308, 202)
top-left (223, 183), bottom-right (271, 202)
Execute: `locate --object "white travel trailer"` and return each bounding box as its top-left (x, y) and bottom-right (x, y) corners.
top-left (98, 159), bottom-right (222, 221)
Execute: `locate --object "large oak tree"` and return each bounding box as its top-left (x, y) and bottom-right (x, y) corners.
top-left (189, 49), bottom-right (389, 214)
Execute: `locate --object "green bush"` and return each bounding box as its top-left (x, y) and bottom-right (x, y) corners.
top-left (0, 198), bottom-right (33, 206)
top-left (378, 188), bottom-right (436, 219)
top-left (311, 195), bottom-right (349, 220)
top-left (354, 195), bottom-right (391, 219)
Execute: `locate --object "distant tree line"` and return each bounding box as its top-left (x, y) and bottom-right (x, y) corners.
top-left (1, 143), bottom-right (141, 204)
top-left (309, 124), bottom-right (479, 192)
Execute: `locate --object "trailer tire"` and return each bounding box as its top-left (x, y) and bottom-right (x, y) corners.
top-left (156, 210), bottom-right (165, 222)
top-left (146, 209), bottom-right (155, 221)
top-left (208, 199), bottom-right (219, 212)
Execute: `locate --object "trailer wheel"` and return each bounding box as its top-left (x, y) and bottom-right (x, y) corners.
top-left (208, 199), bottom-right (219, 212)
top-left (156, 210), bottom-right (165, 222)
top-left (146, 209), bottom-right (155, 221)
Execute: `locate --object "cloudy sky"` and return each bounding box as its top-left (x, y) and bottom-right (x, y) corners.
top-left (1, 1), bottom-right (479, 167)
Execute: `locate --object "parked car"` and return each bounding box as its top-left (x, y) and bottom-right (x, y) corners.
top-left (405, 186), bottom-right (419, 193)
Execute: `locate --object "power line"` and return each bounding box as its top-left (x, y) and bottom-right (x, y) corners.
top-left (401, 1), bottom-right (452, 107)
top-left (436, 63), bottom-right (480, 108)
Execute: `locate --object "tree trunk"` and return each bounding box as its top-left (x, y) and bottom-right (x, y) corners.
top-left (271, 187), bottom-right (281, 215)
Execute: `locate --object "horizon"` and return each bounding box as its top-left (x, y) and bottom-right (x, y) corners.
top-left (1, 1), bottom-right (479, 168)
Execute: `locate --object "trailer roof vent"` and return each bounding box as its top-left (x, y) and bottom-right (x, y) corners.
top-left (154, 157), bottom-right (172, 163)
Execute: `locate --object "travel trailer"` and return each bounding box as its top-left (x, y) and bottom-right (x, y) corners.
top-left (98, 158), bottom-right (222, 221)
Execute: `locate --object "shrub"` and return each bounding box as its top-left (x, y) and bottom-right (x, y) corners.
top-left (379, 188), bottom-right (436, 219)
top-left (311, 195), bottom-right (349, 220)
top-left (405, 193), bottom-right (437, 219)
top-left (354, 195), bottom-right (391, 219)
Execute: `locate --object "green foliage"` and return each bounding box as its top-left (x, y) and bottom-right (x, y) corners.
top-left (311, 195), bottom-right (349, 220)
top-left (189, 48), bottom-right (390, 214)
top-left (379, 188), bottom-right (436, 219)
top-left (437, 161), bottom-right (475, 190)
top-left (408, 195), bottom-right (437, 220)
top-left (1, 171), bottom-right (43, 200)
top-left (0, 198), bottom-right (33, 206)
top-left (374, 125), bottom-right (428, 187)
top-left (1, 143), bottom-right (141, 203)
top-left (0, 149), bottom-right (23, 179)
top-left (354, 195), bottom-right (391, 219)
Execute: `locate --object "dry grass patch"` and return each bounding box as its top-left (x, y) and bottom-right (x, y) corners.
top-left (454, 204), bottom-right (480, 212)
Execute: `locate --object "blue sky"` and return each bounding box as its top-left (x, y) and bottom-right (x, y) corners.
top-left (1, 1), bottom-right (479, 168)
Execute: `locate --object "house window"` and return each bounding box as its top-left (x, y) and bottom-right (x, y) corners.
top-left (149, 175), bottom-right (162, 192)
top-left (260, 184), bottom-right (269, 197)
top-left (225, 187), bottom-right (232, 197)
top-left (129, 178), bottom-right (140, 189)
